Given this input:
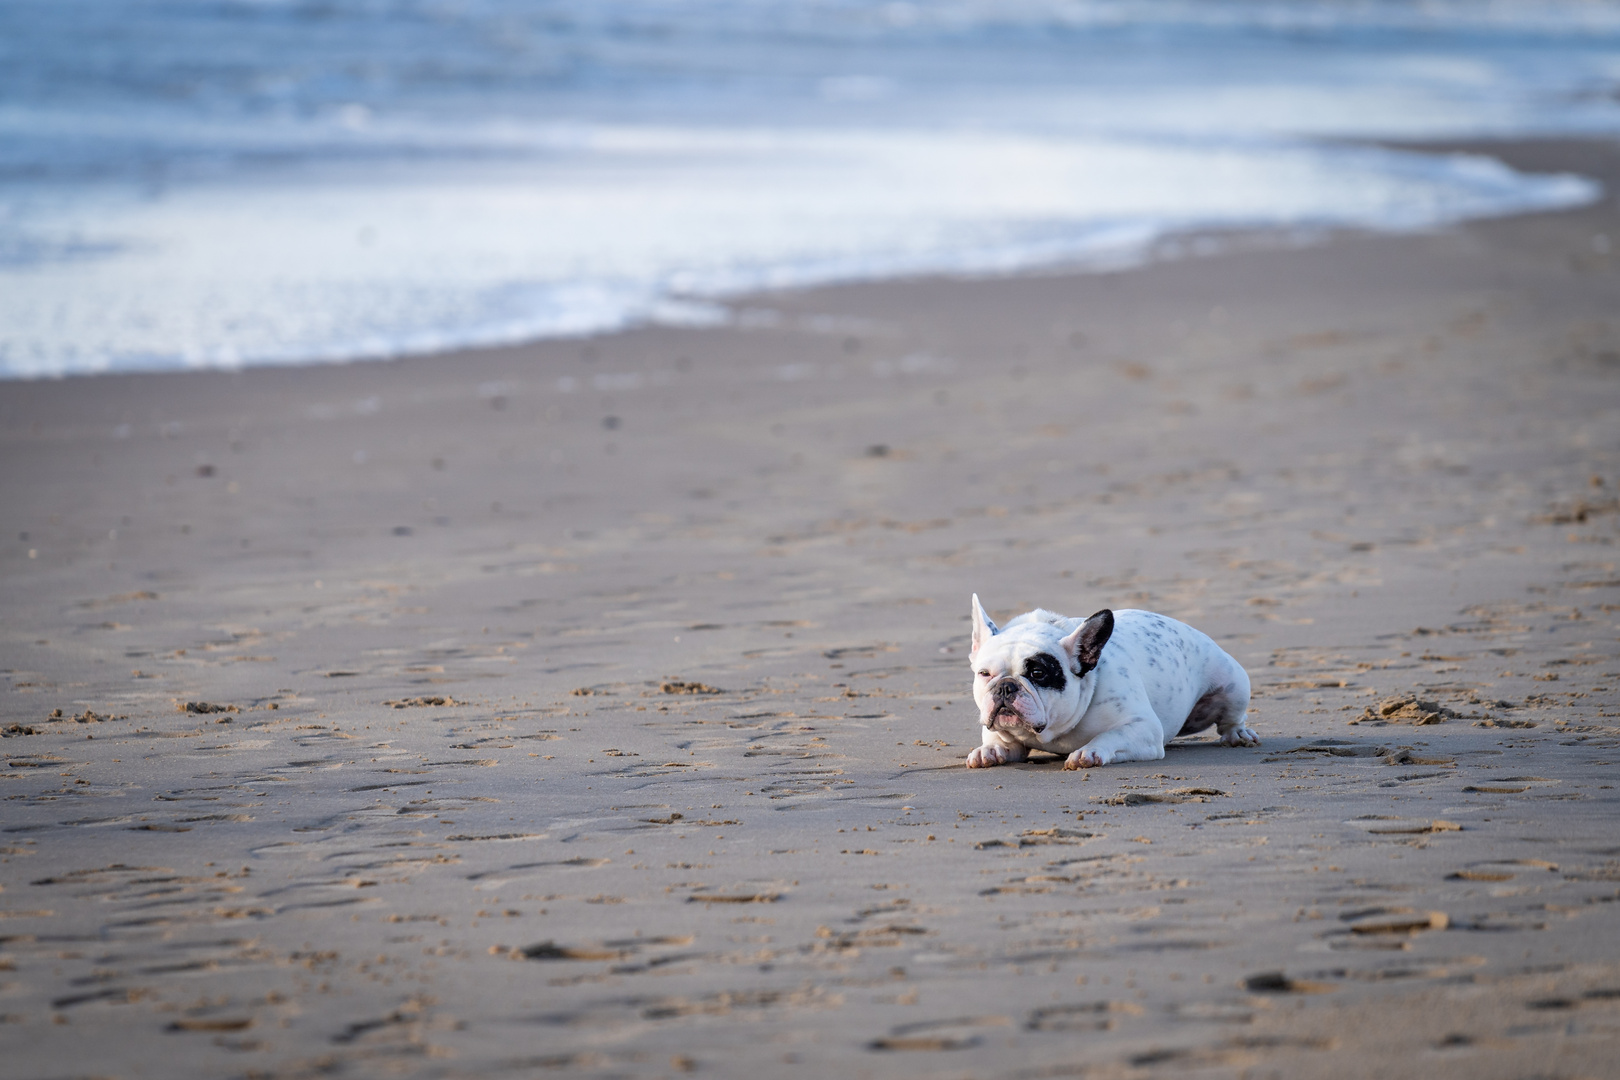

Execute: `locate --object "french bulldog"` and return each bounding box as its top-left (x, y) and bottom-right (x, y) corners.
top-left (965, 595), bottom-right (1258, 769)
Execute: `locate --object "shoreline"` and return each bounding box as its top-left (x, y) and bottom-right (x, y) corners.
top-left (2, 135), bottom-right (1618, 1077)
top-left (1, 135), bottom-right (1607, 386)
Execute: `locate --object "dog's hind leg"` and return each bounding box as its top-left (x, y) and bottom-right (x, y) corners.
top-left (1211, 663), bottom-right (1259, 747)
top-left (1063, 716), bottom-right (1166, 769)
top-left (1218, 711), bottom-right (1259, 747)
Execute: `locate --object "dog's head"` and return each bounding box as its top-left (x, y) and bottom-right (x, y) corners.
top-left (968, 594), bottom-right (1113, 739)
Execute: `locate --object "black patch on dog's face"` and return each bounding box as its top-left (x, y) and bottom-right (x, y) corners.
top-left (1023, 652), bottom-right (1067, 692)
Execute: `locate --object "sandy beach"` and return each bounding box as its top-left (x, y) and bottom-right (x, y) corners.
top-left (2, 137), bottom-right (1618, 1078)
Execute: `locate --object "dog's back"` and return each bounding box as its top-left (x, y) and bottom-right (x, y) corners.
top-left (1101, 609), bottom-right (1251, 741)
top-left (1002, 608), bottom-right (1080, 633)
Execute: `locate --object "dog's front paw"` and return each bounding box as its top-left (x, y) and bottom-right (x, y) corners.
top-left (1222, 724), bottom-right (1261, 748)
top-left (1062, 747), bottom-right (1109, 770)
top-left (966, 745), bottom-right (1010, 769)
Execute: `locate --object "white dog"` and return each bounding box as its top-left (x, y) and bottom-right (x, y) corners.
top-left (964, 595), bottom-right (1258, 769)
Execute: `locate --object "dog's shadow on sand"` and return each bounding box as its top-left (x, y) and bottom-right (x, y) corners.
top-left (955, 738), bottom-right (1266, 773)
top-left (902, 737), bottom-right (1267, 777)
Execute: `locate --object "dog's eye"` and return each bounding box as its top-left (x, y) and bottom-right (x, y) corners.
top-left (976, 670), bottom-right (990, 678)
top-left (1023, 652), bottom-right (1068, 691)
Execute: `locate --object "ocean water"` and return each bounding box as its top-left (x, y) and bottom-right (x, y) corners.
top-left (2, 1), bottom-right (1617, 378)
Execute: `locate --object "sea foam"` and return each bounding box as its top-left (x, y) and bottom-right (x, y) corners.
top-left (0, 0), bottom-right (1615, 377)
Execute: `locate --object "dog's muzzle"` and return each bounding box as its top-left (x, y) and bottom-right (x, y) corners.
top-left (988, 679), bottom-right (1039, 729)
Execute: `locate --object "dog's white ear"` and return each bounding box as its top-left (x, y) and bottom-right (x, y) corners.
top-left (1059, 609), bottom-right (1114, 676)
top-left (970, 593), bottom-right (999, 655)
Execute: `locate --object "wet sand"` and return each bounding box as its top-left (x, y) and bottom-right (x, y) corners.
top-left (2, 137), bottom-right (1618, 1078)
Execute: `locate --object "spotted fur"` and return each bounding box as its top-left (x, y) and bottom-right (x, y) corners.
top-left (965, 595), bottom-right (1259, 769)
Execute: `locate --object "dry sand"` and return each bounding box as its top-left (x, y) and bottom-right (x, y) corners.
top-left (2, 138), bottom-right (1619, 1078)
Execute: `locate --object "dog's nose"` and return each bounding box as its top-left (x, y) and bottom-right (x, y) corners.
top-left (992, 680), bottom-right (1019, 702)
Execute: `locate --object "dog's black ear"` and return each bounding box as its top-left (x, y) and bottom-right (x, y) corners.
top-left (970, 593), bottom-right (999, 656)
top-left (1061, 609), bottom-right (1114, 676)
